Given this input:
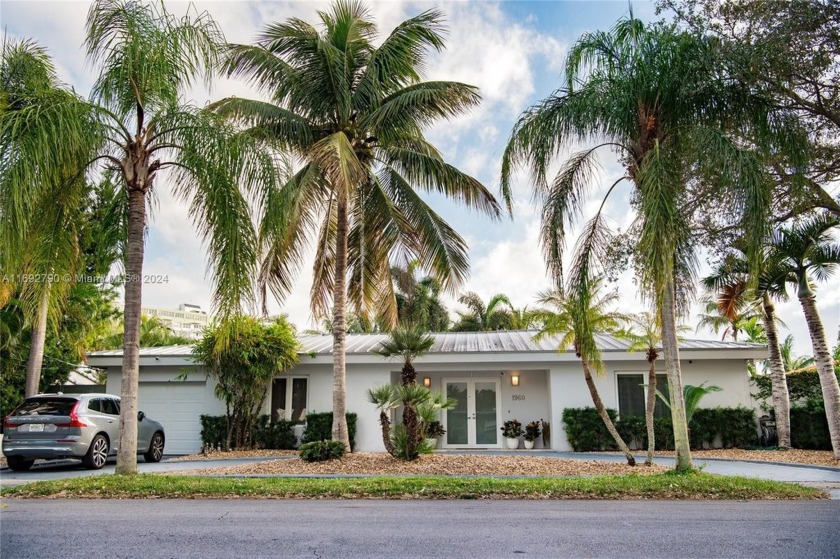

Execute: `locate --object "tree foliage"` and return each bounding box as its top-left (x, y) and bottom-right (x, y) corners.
top-left (193, 315), bottom-right (300, 450)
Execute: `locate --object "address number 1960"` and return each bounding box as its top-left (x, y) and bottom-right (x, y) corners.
top-left (511, 394), bottom-right (526, 401)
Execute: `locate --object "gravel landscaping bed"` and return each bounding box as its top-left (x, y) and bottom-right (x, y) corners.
top-left (176, 452), bottom-right (665, 477)
top-left (169, 450), bottom-right (298, 461)
top-left (656, 449), bottom-right (840, 468)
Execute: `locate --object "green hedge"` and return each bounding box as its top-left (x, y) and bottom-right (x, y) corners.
top-left (299, 440), bottom-right (346, 462)
top-left (301, 412), bottom-right (357, 450)
top-left (790, 406), bottom-right (832, 450)
top-left (561, 408), bottom-right (619, 452)
top-left (562, 407), bottom-right (757, 452)
top-left (752, 370), bottom-right (840, 410)
top-left (199, 414), bottom-right (296, 450)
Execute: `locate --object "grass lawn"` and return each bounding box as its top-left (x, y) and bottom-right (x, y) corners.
top-left (0, 472), bottom-right (826, 500)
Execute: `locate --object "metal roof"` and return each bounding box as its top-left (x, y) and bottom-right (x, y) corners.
top-left (86, 331), bottom-right (764, 359)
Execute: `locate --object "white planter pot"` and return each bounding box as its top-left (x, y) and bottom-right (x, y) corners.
top-left (523, 439), bottom-right (535, 450)
top-left (505, 437), bottom-right (520, 450)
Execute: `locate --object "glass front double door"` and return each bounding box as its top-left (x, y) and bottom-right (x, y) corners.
top-left (443, 378), bottom-right (501, 448)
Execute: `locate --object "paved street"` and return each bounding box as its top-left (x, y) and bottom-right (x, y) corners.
top-left (2, 499), bottom-right (839, 559)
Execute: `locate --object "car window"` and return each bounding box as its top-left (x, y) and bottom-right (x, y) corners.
top-left (12, 398), bottom-right (77, 416)
top-left (88, 399), bottom-right (102, 413)
top-left (102, 399), bottom-right (119, 416)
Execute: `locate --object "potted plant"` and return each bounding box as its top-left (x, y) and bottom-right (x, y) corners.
top-left (424, 420), bottom-right (446, 449)
top-left (501, 419), bottom-right (523, 449)
top-left (523, 421), bottom-right (541, 449)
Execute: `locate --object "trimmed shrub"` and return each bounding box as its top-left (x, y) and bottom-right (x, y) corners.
top-left (561, 408), bottom-right (618, 452)
top-left (301, 412), bottom-right (357, 450)
top-left (200, 415), bottom-right (228, 448)
top-left (790, 406), bottom-right (832, 450)
top-left (615, 415), bottom-right (646, 449)
top-left (752, 370), bottom-right (840, 411)
top-left (200, 414), bottom-right (296, 450)
top-left (299, 440), bottom-right (346, 462)
top-left (253, 416), bottom-right (297, 450)
top-left (563, 407), bottom-right (757, 452)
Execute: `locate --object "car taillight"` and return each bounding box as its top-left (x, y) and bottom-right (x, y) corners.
top-left (3, 403), bottom-right (23, 428)
top-left (55, 401), bottom-right (91, 428)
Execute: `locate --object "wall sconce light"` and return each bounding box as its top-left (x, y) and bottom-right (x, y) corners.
top-left (511, 374), bottom-right (520, 387)
top-left (423, 377), bottom-right (431, 388)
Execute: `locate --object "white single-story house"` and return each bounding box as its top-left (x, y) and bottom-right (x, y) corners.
top-left (85, 331), bottom-right (766, 454)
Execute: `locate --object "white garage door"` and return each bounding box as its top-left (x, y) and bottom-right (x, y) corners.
top-left (138, 382), bottom-right (205, 455)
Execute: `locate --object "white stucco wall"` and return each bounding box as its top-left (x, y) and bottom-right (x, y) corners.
top-left (95, 348), bottom-right (758, 454)
top-left (548, 358), bottom-right (755, 451)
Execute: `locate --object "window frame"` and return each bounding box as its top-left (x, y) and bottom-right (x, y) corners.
top-left (614, 371), bottom-right (671, 419)
top-left (271, 376), bottom-right (308, 423)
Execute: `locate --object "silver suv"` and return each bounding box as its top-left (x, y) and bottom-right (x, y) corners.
top-left (2, 394), bottom-right (165, 471)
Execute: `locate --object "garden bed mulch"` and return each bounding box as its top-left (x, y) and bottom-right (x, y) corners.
top-left (650, 449), bottom-right (839, 468)
top-left (173, 452), bottom-right (664, 477)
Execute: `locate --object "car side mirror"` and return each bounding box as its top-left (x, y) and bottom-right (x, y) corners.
top-left (138, 411), bottom-right (145, 422)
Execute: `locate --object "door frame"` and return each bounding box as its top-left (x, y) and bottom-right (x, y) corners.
top-left (441, 377), bottom-right (502, 449)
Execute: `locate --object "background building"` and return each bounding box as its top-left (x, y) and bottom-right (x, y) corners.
top-left (140, 303), bottom-right (211, 340)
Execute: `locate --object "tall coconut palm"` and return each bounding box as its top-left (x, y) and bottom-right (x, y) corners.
top-left (212, 1), bottom-right (501, 449)
top-left (534, 277), bottom-right (636, 466)
top-left (0, 1), bottom-right (278, 474)
top-left (703, 250), bottom-right (792, 447)
top-left (451, 292), bottom-right (515, 331)
top-left (501, 16), bottom-right (793, 470)
top-left (767, 213), bottom-right (840, 458)
top-left (374, 324), bottom-right (435, 457)
top-left (615, 312), bottom-right (663, 466)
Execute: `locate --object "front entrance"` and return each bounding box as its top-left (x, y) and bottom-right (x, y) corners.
top-left (442, 378), bottom-right (501, 448)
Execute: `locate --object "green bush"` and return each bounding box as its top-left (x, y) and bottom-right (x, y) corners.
top-left (301, 412), bottom-right (357, 450)
top-left (752, 370), bottom-right (840, 411)
top-left (563, 407), bottom-right (757, 452)
top-left (615, 415), bottom-right (646, 449)
top-left (790, 405), bottom-right (832, 450)
top-left (562, 408), bottom-right (618, 452)
top-left (200, 415), bottom-right (228, 448)
top-left (253, 416), bottom-right (297, 450)
top-left (200, 414), bottom-right (297, 450)
top-left (299, 440), bottom-right (346, 462)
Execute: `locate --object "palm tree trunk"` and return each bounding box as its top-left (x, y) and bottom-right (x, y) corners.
top-left (116, 187), bottom-right (146, 475)
top-left (762, 293), bottom-right (791, 449)
top-left (660, 277), bottom-right (693, 471)
top-left (580, 356), bottom-right (635, 466)
top-left (797, 288), bottom-right (840, 459)
top-left (24, 287), bottom-right (50, 397)
top-left (378, 411), bottom-right (394, 456)
top-left (401, 362), bottom-right (419, 457)
top-left (644, 351), bottom-right (657, 465)
top-left (331, 192), bottom-right (351, 451)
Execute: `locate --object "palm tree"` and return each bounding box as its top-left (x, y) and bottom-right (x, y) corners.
top-left (0, 39), bottom-right (96, 399)
top-left (391, 259), bottom-right (450, 332)
top-left (767, 213), bottom-right (840, 458)
top-left (703, 250), bottom-right (793, 447)
top-left (451, 292), bottom-right (514, 331)
top-left (374, 325), bottom-right (434, 458)
top-left (615, 312), bottom-right (663, 466)
top-left (534, 277), bottom-right (636, 466)
top-left (501, 16), bottom-right (790, 471)
top-left (780, 336), bottom-right (814, 374)
top-left (696, 294), bottom-right (761, 342)
top-left (0, 1), bottom-right (278, 474)
top-left (213, 1), bottom-right (501, 449)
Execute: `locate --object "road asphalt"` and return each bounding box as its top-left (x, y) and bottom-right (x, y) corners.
top-left (2, 499), bottom-right (839, 558)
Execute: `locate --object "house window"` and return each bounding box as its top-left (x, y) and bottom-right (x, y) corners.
top-left (271, 377), bottom-right (308, 423)
top-left (616, 373), bottom-right (670, 418)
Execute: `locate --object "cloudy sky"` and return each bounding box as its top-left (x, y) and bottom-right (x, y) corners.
top-left (3, 0), bottom-right (838, 356)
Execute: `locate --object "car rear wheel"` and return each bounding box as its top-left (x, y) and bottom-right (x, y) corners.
top-left (7, 456), bottom-right (35, 472)
top-left (144, 432), bottom-right (165, 463)
top-left (82, 434), bottom-right (109, 470)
